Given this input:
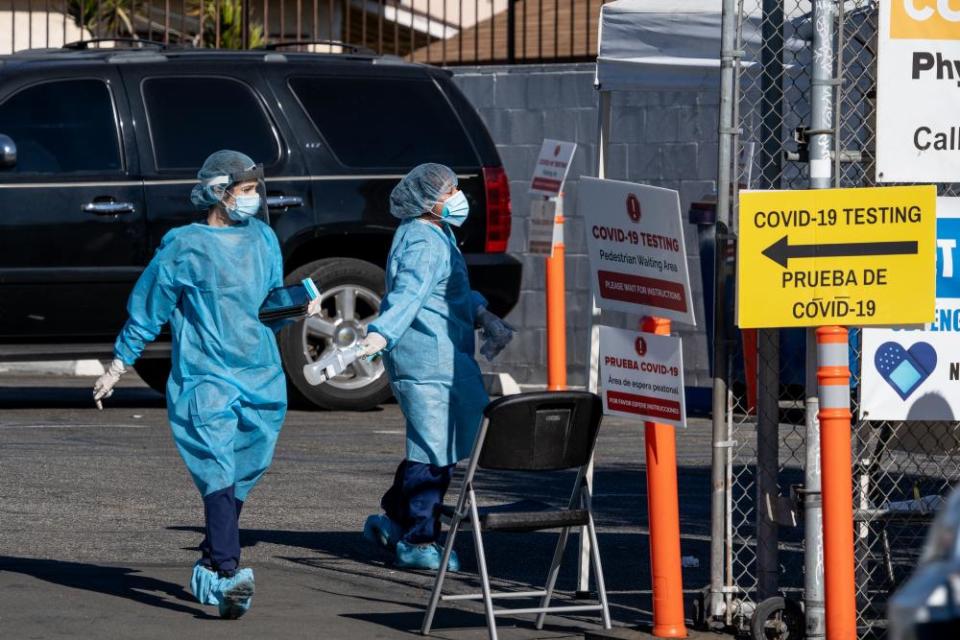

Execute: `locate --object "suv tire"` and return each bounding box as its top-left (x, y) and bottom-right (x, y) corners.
top-left (280, 258), bottom-right (393, 410)
top-left (133, 359), bottom-right (171, 396)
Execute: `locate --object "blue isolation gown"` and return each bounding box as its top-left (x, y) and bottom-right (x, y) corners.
top-left (113, 218), bottom-right (287, 500)
top-left (369, 219), bottom-right (489, 467)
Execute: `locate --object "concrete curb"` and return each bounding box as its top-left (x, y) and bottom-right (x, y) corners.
top-left (483, 372), bottom-right (522, 396)
top-left (0, 360), bottom-right (105, 376)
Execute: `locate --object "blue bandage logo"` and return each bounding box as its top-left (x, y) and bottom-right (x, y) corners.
top-left (875, 341), bottom-right (937, 401)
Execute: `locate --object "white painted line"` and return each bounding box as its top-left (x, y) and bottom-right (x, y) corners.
top-left (373, 430), bottom-right (403, 435)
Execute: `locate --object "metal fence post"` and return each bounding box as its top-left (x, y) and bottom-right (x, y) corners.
top-left (751, 0), bottom-right (786, 608)
top-left (759, 0), bottom-right (784, 192)
top-left (709, 0), bottom-right (738, 623)
top-left (755, 329), bottom-right (780, 602)
top-left (804, 2), bottom-right (837, 638)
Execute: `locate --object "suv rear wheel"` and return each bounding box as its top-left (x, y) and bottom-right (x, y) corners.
top-left (280, 258), bottom-right (392, 410)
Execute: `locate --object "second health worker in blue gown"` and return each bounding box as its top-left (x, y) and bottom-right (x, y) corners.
top-left (357, 163), bottom-right (515, 571)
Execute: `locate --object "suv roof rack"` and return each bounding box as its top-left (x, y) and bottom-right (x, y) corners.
top-left (258, 40), bottom-right (376, 55)
top-left (63, 38), bottom-right (167, 50)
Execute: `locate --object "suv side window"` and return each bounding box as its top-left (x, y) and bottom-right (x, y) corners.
top-left (142, 77), bottom-right (280, 170)
top-left (0, 79), bottom-right (122, 174)
top-left (289, 76), bottom-right (477, 169)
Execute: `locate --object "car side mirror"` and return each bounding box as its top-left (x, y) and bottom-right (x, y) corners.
top-left (0, 134), bottom-right (16, 169)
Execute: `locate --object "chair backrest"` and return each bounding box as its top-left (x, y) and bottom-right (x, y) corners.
top-left (477, 391), bottom-right (603, 472)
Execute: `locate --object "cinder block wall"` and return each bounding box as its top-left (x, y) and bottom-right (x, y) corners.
top-left (452, 64), bottom-right (719, 390)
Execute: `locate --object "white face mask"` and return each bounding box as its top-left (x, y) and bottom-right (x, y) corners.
top-left (225, 194), bottom-right (261, 221)
top-left (433, 191), bottom-right (470, 227)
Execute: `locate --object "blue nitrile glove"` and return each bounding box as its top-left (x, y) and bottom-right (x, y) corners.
top-left (476, 307), bottom-right (515, 361)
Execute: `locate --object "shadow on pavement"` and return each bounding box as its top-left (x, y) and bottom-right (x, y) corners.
top-left (339, 608), bottom-right (589, 639)
top-left (0, 381), bottom-right (396, 412)
top-left (0, 556), bottom-right (214, 618)
top-left (166, 526), bottom-right (679, 631)
top-left (0, 385), bottom-right (165, 409)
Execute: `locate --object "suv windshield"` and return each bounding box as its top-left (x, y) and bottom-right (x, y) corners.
top-left (289, 75), bottom-right (477, 170)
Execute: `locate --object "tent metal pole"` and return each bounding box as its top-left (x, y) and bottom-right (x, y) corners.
top-left (577, 88), bottom-right (612, 596)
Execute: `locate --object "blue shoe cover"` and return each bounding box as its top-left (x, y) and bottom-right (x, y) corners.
top-left (363, 514), bottom-right (402, 550)
top-left (215, 568), bottom-right (255, 620)
top-left (396, 541), bottom-right (459, 572)
top-left (444, 545), bottom-right (460, 572)
top-left (190, 561), bottom-right (221, 606)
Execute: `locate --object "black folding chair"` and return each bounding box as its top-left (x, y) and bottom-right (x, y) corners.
top-left (420, 391), bottom-right (612, 640)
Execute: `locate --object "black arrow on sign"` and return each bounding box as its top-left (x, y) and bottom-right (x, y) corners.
top-left (761, 235), bottom-right (918, 268)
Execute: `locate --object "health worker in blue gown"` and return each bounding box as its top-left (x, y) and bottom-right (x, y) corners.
top-left (92, 150), bottom-right (320, 619)
top-left (357, 163), bottom-right (516, 571)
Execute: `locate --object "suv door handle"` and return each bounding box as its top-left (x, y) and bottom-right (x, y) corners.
top-left (266, 195), bottom-right (304, 209)
top-left (83, 201), bottom-right (136, 215)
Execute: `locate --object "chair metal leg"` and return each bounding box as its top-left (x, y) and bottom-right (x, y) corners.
top-left (535, 526), bottom-right (572, 630)
top-left (586, 514), bottom-right (612, 629)
top-left (421, 512), bottom-right (464, 635)
top-left (469, 493), bottom-right (498, 640)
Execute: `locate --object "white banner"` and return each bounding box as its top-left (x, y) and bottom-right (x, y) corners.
top-left (580, 177), bottom-right (696, 326)
top-left (876, 0), bottom-right (960, 182)
top-left (861, 198), bottom-right (960, 420)
top-left (599, 326), bottom-right (686, 427)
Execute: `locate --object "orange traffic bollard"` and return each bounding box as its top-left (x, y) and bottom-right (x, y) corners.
top-left (641, 316), bottom-right (687, 638)
top-left (817, 326), bottom-right (857, 640)
top-left (546, 202), bottom-right (567, 390)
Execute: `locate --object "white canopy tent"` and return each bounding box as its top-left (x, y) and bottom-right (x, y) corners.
top-left (596, 0), bottom-right (754, 92)
top-left (594, 0), bottom-right (812, 92)
top-left (593, 0), bottom-right (814, 175)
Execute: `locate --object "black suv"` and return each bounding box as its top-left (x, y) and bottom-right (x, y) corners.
top-left (0, 42), bottom-right (520, 410)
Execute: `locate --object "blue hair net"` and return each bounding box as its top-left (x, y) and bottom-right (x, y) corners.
top-left (190, 150), bottom-right (261, 210)
top-left (389, 163), bottom-right (458, 220)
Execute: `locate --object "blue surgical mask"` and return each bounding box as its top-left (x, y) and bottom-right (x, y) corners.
top-left (438, 191), bottom-right (469, 227)
top-left (226, 194), bottom-right (261, 221)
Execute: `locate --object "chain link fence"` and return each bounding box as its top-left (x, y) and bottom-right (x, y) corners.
top-left (712, 0), bottom-right (960, 637)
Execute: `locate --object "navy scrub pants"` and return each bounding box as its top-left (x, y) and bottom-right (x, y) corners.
top-left (198, 485), bottom-right (243, 576)
top-left (381, 460), bottom-right (455, 544)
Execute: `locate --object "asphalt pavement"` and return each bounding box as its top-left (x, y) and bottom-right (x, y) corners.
top-left (0, 373), bottom-right (721, 640)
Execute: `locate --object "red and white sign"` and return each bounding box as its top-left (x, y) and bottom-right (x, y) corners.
top-left (599, 325), bottom-right (686, 427)
top-left (530, 139), bottom-right (577, 196)
top-left (580, 177), bottom-right (696, 326)
top-left (528, 198), bottom-right (559, 256)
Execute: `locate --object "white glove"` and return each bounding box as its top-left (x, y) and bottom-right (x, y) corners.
top-left (358, 332), bottom-right (387, 358)
top-left (476, 307), bottom-right (515, 361)
top-left (307, 297), bottom-right (323, 317)
top-left (93, 358), bottom-right (126, 410)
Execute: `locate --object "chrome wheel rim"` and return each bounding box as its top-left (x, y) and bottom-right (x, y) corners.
top-left (301, 284), bottom-right (385, 391)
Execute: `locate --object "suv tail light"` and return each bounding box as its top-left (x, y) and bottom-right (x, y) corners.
top-left (482, 166), bottom-right (511, 253)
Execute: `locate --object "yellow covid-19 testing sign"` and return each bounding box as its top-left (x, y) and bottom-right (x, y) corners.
top-left (737, 185), bottom-right (937, 329)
